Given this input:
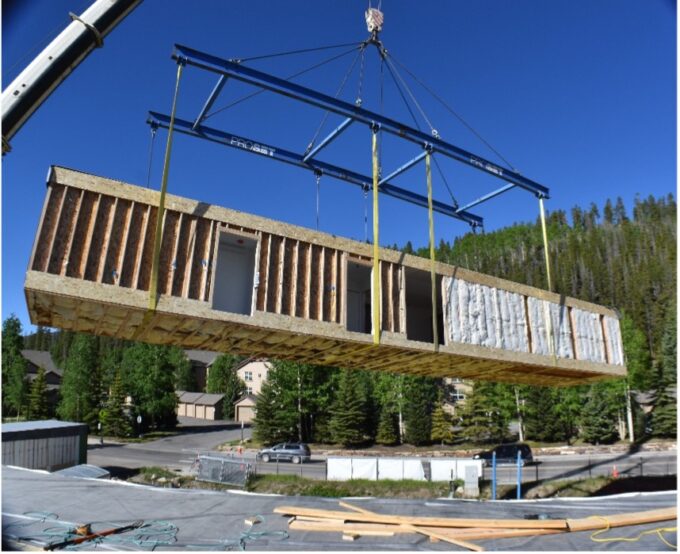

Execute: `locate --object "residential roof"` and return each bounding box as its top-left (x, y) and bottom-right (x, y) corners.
top-left (20, 350), bottom-right (62, 376)
top-left (177, 391), bottom-right (225, 406)
top-left (2, 420), bottom-right (84, 433)
top-left (234, 394), bottom-right (258, 406)
top-left (184, 350), bottom-right (221, 366)
top-left (194, 393), bottom-right (225, 406)
top-left (232, 357), bottom-right (268, 372)
top-left (178, 391), bottom-right (205, 404)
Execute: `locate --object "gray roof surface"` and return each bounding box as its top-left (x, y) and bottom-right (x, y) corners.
top-left (235, 393), bottom-right (259, 405)
top-left (21, 350), bottom-right (62, 376)
top-left (177, 392), bottom-right (225, 406)
top-left (2, 420), bottom-right (85, 434)
top-left (1, 466), bottom-right (676, 551)
top-left (194, 393), bottom-right (225, 406)
top-left (184, 350), bottom-right (221, 366)
top-left (53, 464), bottom-right (110, 479)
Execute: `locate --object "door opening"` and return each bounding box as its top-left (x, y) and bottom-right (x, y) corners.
top-left (212, 232), bottom-right (257, 315)
top-left (346, 261), bottom-right (372, 334)
top-left (405, 267), bottom-right (443, 343)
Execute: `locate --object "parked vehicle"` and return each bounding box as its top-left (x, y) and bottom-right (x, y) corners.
top-left (256, 443), bottom-right (311, 464)
top-left (473, 444), bottom-right (534, 466)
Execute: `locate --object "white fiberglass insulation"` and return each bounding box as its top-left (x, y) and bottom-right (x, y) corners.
top-left (571, 308), bottom-right (606, 364)
top-left (603, 316), bottom-right (624, 365)
top-left (444, 277), bottom-right (622, 365)
top-left (526, 297), bottom-right (574, 359)
top-left (444, 277), bottom-right (529, 354)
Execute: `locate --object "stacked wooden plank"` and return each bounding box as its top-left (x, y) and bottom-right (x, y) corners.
top-left (275, 502), bottom-right (676, 551)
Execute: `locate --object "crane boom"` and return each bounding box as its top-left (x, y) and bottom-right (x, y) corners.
top-left (1, 0), bottom-right (143, 153)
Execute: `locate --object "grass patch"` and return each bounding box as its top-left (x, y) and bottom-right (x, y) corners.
top-left (247, 475), bottom-right (460, 498)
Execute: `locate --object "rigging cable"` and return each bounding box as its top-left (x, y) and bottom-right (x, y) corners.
top-left (235, 40), bottom-right (364, 63)
top-left (305, 43), bottom-right (366, 154)
top-left (382, 53), bottom-right (459, 208)
top-left (388, 53), bottom-right (518, 171)
top-left (204, 44), bottom-right (362, 121)
top-left (145, 123), bottom-right (157, 188)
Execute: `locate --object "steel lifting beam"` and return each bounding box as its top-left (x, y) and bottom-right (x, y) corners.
top-left (379, 151), bottom-right (427, 186)
top-left (148, 112), bottom-right (483, 227)
top-left (172, 44), bottom-right (550, 199)
top-left (193, 75), bottom-right (228, 130)
top-left (457, 183), bottom-right (516, 213)
top-left (303, 117), bottom-right (353, 162)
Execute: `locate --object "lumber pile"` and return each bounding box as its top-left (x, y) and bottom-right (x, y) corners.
top-left (274, 502), bottom-right (677, 551)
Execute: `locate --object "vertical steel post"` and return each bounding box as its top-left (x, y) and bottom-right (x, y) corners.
top-left (538, 197), bottom-right (553, 292)
top-left (425, 151), bottom-right (439, 351)
top-left (517, 450), bottom-right (523, 499)
top-left (371, 128), bottom-right (380, 345)
top-left (491, 451), bottom-right (497, 500)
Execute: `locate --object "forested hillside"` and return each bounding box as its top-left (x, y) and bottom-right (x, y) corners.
top-left (6, 194), bottom-right (675, 446)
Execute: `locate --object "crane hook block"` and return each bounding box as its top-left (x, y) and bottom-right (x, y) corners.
top-left (365, 8), bottom-right (384, 33)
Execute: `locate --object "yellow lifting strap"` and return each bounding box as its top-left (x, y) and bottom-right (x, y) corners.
top-left (425, 151), bottom-right (439, 352)
top-left (539, 196), bottom-right (557, 360)
top-left (132, 63), bottom-right (184, 340)
top-left (372, 128), bottom-right (381, 345)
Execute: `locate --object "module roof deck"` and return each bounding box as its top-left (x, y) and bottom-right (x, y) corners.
top-left (24, 167), bottom-right (626, 386)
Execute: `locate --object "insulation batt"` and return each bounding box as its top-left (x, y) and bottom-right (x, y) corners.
top-left (445, 278), bottom-right (528, 354)
top-left (444, 277), bottom-right (623, 365)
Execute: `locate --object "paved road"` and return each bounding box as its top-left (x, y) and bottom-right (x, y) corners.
top-left (88, 419), bottom-right (675, 484)
top-left (87, 417), bottom-right (252, 474)
top-left (486, 451), bottom-right (677, 484)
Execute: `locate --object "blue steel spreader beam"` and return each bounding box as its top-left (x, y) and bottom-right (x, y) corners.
top-left (148, 43), bottom-right (550, 229)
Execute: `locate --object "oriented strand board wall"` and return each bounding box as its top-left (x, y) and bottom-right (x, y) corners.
top-left (25, 167), bottom-right (627, 387)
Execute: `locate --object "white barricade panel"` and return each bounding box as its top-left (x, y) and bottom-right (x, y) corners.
top-left (352, 458), bottom-right (378, 480)
top-left (430, 458), bottom-right (482, 481)
top-left (377, 458), bottom-right (404, 480)
top-left (327, 457), bottom-right (353, 481)
top-left (402, 459), bottom-right (426, 481)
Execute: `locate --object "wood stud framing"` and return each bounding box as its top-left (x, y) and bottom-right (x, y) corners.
top-left (25, 167), bottom-right (627, 387)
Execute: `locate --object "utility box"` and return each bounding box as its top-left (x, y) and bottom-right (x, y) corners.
top-left (2, 420), bottom-right (88, 471)
top-left (25, 166), bottom-right (627, 386)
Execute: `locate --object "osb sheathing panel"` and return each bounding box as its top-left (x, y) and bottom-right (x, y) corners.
top-left (24, 167), bottom-right (627, 386)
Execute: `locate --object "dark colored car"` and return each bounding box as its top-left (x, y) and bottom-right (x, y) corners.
top-left (256, 442), bottom-right (311, 464)
top-left (473, 444), bottom-right (533, 466)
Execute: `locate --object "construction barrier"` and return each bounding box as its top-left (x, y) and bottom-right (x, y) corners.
top-left (195, 453), bottom-right (252, 487)
top-left (326, 456), bottom-right (481, 482)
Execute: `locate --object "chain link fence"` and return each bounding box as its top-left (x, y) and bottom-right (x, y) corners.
top-left (194, 453), bottom-right (253, 487)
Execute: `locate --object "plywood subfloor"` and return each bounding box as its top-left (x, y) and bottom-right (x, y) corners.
top-left (25, 271), bottom-right (624, 386)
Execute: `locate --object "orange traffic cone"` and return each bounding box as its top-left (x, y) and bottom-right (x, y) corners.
top-left (612, 465), bottom-right (619, 478)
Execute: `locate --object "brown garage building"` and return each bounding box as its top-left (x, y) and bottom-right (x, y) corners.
top-left (176, 391), bottom-right (225, 420)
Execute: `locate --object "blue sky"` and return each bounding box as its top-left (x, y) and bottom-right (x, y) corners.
top-left (2, 0), bottom-right (676, 332)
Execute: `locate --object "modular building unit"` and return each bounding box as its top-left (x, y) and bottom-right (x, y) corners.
top-left (2, 420), bottom-right (87, 471)
top-left (25, 167), bottom-right (627, 386)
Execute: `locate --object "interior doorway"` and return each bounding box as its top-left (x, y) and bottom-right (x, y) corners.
top-left (212, 232), bottom-right (258, 315)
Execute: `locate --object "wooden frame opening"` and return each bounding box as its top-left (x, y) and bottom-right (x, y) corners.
top-left (405, 267), bottom-right (443, 344)
top-left (346, 260), bottom-right (372, 334)
top-left (212, 232), bottom-right (258, 315)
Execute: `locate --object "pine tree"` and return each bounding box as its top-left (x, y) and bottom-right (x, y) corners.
top-left (650, 387), bottom-right (676, 438)
top-left (58, 334), bottom-right (101, 427)
top-left (28, 367), bottom-right (49, 420)
top-left (206, 354), bottom-right (245, 417)
top-left (459, 382), bottom-right (508, 443)
top-left (330, 369), bottom-right (369, 447)
top-left (120, 343), bottom-right (178, 430)
top-left (375, 407), bottom-right (399, 445)
top-left (171, 348), bottom-right (195, 392)
top-left (100, 370), bottom-right (132, 437)
top-left (3, 315), bottom-right (28, 417)
top-left (620, 314), bottom-right (654, 391)
top-left (579, 385), bottom-right (618, 444)
top-left (430, 399), bottom-right (454, 445)
top-left (403, 376), bottom-right (438, 446)
top-left (523, 387), bottom-right (569, 442)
